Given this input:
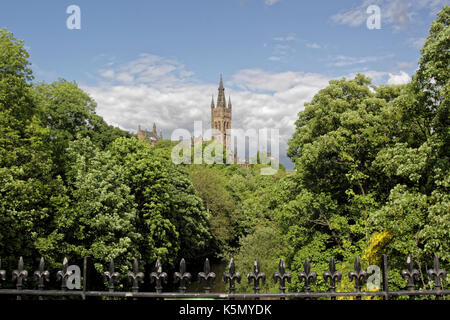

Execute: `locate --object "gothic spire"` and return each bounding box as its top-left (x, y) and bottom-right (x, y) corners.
top-left (211, 94), bottom-right (215, 108)
top-left (217, 74), bottom-right (226, 108)
top-left (228, 96), bottom-right (232, 109)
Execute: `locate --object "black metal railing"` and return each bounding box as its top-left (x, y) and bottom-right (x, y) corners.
top-left (0, 254), bottom-right (448, 300)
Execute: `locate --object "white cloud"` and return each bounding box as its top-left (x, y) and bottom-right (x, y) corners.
top-left (387, 71), bottom-right (411, 84)
top-left (331, 0), bottom-right (448, 30)
top-left (230, 69), bottom-right (329, 93)
top-left (346, 69), bottom-right (412, 85)
top-left (265, 0), bottom-right (281, 6)
top-left (362, 70), bottom-right (389, 82)
top-left (396, 61), bottom-right (415, 68)
top-left (417, 0), bottom-right (450, 15)
top-left (346, 70), bottom-right (389, 83)
top-left (331, 5), bottom-right (368, 27)
top-left (83, 53), bottom-right (413, 169)
top-left (96, 53), bottom-right (195, 88)
top-left (328, 54), bottom-right (394, 67)
top-left (273, 34), bottom-right (296, 42)
top-left (409, 37), bottom-right (426, 49)
top-left (267, 35), bottom-right (297, 62)
top-left (306, 43), bottom-right (321, 49)
top-left (83, 56), bottom-right (333, 168)
top-left (99, 69), bottom-right (115, 79)
top-left (226, 70), bottom-right (330, 159)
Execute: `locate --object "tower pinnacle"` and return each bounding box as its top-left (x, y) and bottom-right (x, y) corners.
top-left (217, 74), bottom-right (226, 108)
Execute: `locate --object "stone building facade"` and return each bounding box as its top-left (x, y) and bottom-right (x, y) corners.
top-left (137, 123), bottom-right (162, 145)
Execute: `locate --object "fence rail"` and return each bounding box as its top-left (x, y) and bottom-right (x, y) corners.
top-left (0, 254), bottom-right (447, 300)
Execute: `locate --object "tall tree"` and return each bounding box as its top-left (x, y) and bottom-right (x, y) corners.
top-left (0, 29), bottom-right (58, 267)
top-left (33, 79), bottom-right (131, 176)
top-left (109, 137), bottom-right (211, 265)
top-left (367, 6), bottom-right (449, 289)
top-left (35, 136), bottom-right (140, 273)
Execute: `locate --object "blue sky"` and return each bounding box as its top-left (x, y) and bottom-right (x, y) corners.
top-left (1, 0), bottom-right (448, 168)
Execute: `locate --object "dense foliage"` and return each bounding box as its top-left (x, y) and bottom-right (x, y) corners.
top-left (279, 6), bottom-right (449, 293)
top-left (0, 28), bottom-right (210, 277)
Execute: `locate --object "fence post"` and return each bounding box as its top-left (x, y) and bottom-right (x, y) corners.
top-left (34, 257), bottom-right (49, 300)
top-left (248, 259), bottom-right (265, 299)
top-left (381, 254), bottom-right (389, 300)
top-left (150, 258), bottom-right (168, 296)
top-left (348, 256), bottom-right (367, 300)
top-left (401, 256), bottom-right (419, 300)
top-left (324, 257), bottom-right (342, 301)
top-left (127, 259), bottom-right (144, 300)
top-left (198, 258), bottom-right (216, 294)
top-left (428, 255), bottom-right (446, 300)
top-left (174, 258), bottom-right (191, 294)
top-left (104, 258), bottom-right (120, 296)
top-left (82, 257), bottom-right (89, 300)
top-left (57, 257), bottom-right (70, 300)
top-left (298, 258), bottom-right (317, 300)
top-left (12, 257), bottom-right (28, 300)
top-left (224, 258), bottom-right (241, 298)
top-left (274, 258), bottom-right (291, 300)
top-left (0, 259), bottom-right (5, 287)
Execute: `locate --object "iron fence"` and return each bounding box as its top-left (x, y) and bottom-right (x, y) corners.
top-left (0, 254), bottom-right (448, 300)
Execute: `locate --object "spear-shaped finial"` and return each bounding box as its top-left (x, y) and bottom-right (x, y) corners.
top-left (198, 258), bottom-right (216, 293)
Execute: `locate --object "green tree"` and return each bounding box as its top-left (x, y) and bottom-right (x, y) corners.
top-left (367, 6), bottom-right (449, 290)
top-left (187, 165), bottom-right (235, 253)
top-left (0, 28), bottom-right (58, 268)
top-left (229, 224), bottom-right (285, 293)
top-left (109, 137), bottom-right (211, 265)
top-left (280, 7), bottom-right (449, 294)
top-left (35, 136), bottom-right (140, 273)
top-left (33, 79), bottom-right (131, 176)
top-left (412, 5), bottom-right (449, 139)
top-left (282, 75), bottom-right (400, 284)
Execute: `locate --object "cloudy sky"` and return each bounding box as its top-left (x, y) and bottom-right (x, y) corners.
top-left (2, 0), bottom-right (448, 168)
